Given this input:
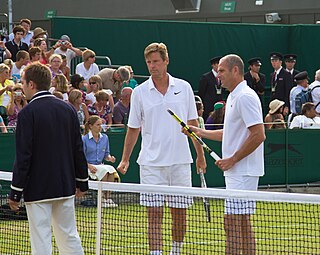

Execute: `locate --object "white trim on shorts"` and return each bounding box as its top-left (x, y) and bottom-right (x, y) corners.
top-left (140, 164), bottom-right (193, 208)
top-left (225, 175), bottom-right (259, 215)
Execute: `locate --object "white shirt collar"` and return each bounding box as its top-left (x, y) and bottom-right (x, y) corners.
top-left (88, 131), bottom-right (102, 139)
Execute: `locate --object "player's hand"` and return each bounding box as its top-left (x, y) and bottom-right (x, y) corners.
top-left (8, 199), bottom-right (19, 211)
top-left (106, 155), bottom-right (116, 163)
top-left (75, 188), bottom-right (86, 198)
top-left (196, 154), bottom-right (207, 174)
top-left (88, 164), bottom-right (97, 173)
top-left (117, 160), bottom-right (129, 175)
top-left (215, 156), bottom-right (237, 171)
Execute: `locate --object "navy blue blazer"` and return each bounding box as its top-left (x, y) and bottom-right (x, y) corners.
top-left (10, 91), bottom-right (88, 202)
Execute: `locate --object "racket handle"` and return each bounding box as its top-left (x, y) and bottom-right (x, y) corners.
top-left (210, 151), bottom-right (221, 161)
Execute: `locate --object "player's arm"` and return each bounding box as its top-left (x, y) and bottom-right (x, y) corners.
top-left (117, 127), bottom-right (140, 174)
top-left (183, 124), bottom-right (223, 142)
top-left (216, 123), bottom-right (265, 171)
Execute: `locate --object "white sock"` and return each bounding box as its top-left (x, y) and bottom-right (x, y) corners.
top-left (150, 251), bottom-right (162, 255)
top-left (170, 241), bottom-right (183, 255)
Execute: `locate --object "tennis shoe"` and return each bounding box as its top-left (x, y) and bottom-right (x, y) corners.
top-left (102, 198), bottom-right (118, 208)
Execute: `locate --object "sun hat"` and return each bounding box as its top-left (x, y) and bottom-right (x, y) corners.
top-left (32, 27), bottom-right (47, 39)
top-left (269, 99), bottom-right (285, 114)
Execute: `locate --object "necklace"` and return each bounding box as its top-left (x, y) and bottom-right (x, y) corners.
top-left (96, 105), bottom-right (104, 112)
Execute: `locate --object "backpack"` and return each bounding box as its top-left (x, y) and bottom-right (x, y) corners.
top-left (295, 85), bottom-right (320, 114)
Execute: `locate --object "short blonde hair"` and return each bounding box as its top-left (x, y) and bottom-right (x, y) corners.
top-left (144, 42), bottom-right (168, 61)
top-left (49, 54), bottom-right (62, 64)
top-left (0, 63), bottom-right (10, 74)
top-left (3, 59), bottom-right (14, 69)
top-left (82, 49), bottom-right (96, 62)
top-left (68, 89), bottom-right (82, 105)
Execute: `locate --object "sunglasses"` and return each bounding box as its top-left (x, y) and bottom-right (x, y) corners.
top-left (89, 82), bottom-right (96, 85)
top-left (89, 55), bottom-right (96, 58)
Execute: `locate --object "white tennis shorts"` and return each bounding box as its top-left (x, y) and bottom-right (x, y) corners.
top-left (224, 175), bottom-right (259, 215)
top-left (140, 164), bottom-right (193, 208)
top-left (88, 164), bottom-right (116, 181)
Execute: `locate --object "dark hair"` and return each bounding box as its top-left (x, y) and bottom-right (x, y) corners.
top-left (23, 63), bottom-right (51, 91)
top-left (209, 107), bottom-right (225, 125)
top-left (196, 101), bottom-right (203, 111)
top-left (28, 47), bottom-right (41, 58)
top-left (16, 50), bottom-right (29, 61)
top-left (302, 102), bottom-right (315, 115)
top-left (13, 25), bottom-right (25, 35)
top-left (84, 115), bottom-right (100, 135)
top-left (70, 74), bottom-right (84, 89)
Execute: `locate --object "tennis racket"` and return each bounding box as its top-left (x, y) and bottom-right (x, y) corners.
top-left (199, 169), bottom-right (211, 222)
top-left (167, 108), bottom-right (221, 161)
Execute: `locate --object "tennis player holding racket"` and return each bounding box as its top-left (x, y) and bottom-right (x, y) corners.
top-left (183, 55), bottom-right (265, 255)
top-left (117, 42), bottom-right (206, 255)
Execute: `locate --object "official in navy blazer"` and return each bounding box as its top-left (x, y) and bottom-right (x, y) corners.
top-left (9, 63), bottom-right (88, 255)
top-left (198, 56), bottom-right (223, 121)
top-left (269, 52), bottom-right (293, 111)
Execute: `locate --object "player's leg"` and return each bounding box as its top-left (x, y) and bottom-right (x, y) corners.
top-left (25, 202), bottom-right (53, 255)
top-left (170, 207), bottom-right (187, 255)
top-left (241, 214), bottom-right (256, 255)
top-left (51, 197), bottom-right (84, 255)
top-left (148, 206), bottom-right (164, 253)
top-left (224, 214), bottom-right (242, 255)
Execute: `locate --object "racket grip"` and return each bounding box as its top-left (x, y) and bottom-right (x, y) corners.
top-left (210, 151), bottom-right (221, 161)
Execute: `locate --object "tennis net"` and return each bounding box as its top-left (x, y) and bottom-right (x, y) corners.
top-left (0, 171), bottom-right (320, 254)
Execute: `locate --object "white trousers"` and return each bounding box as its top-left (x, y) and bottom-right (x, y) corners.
top-left (25, 197), bottom-right (84, 255)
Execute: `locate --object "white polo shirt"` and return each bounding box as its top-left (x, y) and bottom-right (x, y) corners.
top-left (128, 74), bottom-right (197, 166)
top-left (222, 80), bottom-right (264, 177)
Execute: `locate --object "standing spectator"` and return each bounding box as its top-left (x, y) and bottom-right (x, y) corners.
top-left (98, 66), bottom-right (130, 100)
top-left (7, 84), bottom-right (27, 127)
top-left (8, 63), bottom-right (88, 255)
top-left (87, 90), bottom-right (113, 126)
top-left (5, 19), bottom-right (33, 46)
top-left (59, 54), bottom-right (71, 82)
top-left (185, 54), bottom-right (265, 255)
top-left (289, 71), bottom-right (309, 115)
top-left (113, 87), bottom-right (132, 125)
top-left (0, 63), bottom-right (14, 108)
top-left (244, 57), bottom-right (265, 107)
top-left (269, 52), bottom-right (293, 112)
top-left (284, 54), bottom-right (300, 83)
top-left (289, 102), bottom-right (320, 129)
top-left (54, 35), bottom-right (82, 68)
top-left (5, 26), bottom-right (29, 62)
top-left (68, 89), bottom-right (89, 127)
top-left (82, 116), bottom-right (119, 207)
top-left (48, 54), bottom-right (63, 79)
top-left (198, 56), bottom-right (223, 121)
top-left (0, 115), bottom-right (7, 133)
top-left (117, 42), bottom-right (206, 255)
top-left (0, 40), bottom-right (12, 63)
top-left (11, 50), bottom-right (30, 82)
top-left (205, 101), bottom-right (225, 130)
top-left (309, 69), bottom-right (320, 114)
top-left (122, 65), bottom-right (138, 89)
top-left (31, 27), bottom-right (47, 42)
top-left (76, 49), bottom-right (99, 81)
top-left (264, 99), bottom-right (286, 129)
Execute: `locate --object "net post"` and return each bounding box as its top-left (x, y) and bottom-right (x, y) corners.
top-left (95, 182), bottom-right (102, 255)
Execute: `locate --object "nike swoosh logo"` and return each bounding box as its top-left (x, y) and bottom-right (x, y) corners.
top-left (174, 91), bottom-right (181, 95)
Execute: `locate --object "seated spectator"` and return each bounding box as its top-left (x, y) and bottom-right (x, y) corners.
top-left (68, 89), bottom-right (89, 127)
top-left (289, 102), bottom-right (320, 129)
top-left (59, 54), bottom-right (70, 82)
top-left (31, 27), bottom-right (47, 42)
top-left (122, 65), bottom-right (138, 89)
top-left (76, 49), bottom-right (99, 81)
top-left (87, 90), bottom-right (113, 126)
top-left (50, 74), bottom-right (69, 101)
top-left (7, 84), bottom-right (27, 127)
top-left (33, 38), bottom-right (59, 65)
top-left (82, 115), bottom-right (119, 207)
top-left (5, 25), bottom-right (29, 62)
top-left (85, 75), bottom-right (102, 105)
top-left (0, 40), bottom-right (12, 62)
top-left (98, 66), bottom-right (130, 100)
top-left (265, 99), bottom-right (286, 129)
top-left (205, 101), bottom-right (225, 130)
top-left (113, 87), bottom-right (132, 125)
top-left (11, 50), bottom-right (29, 82)
top-left (70, 73), bottom-right (85, 92)
top-left (270, 119), bottom-right (286, 129)
top-left (29, 46), bottom-right (41, 63)
top-left (3, 59), bottom-right (14, 80)
top-left (0, 64), bottom-right (14, 108)
top-left (48, 54), bottom-right (63, 79)
top-left (289, 71), bottom-right (309, 115)
top-left (54, 35), bottom-right (82, 68)
top-left (0, 115), bottom-right (7, 133)
top-left (196, 100), bottom-right (205, 129)
top-left (310, 69), bottom-right (320, 114)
